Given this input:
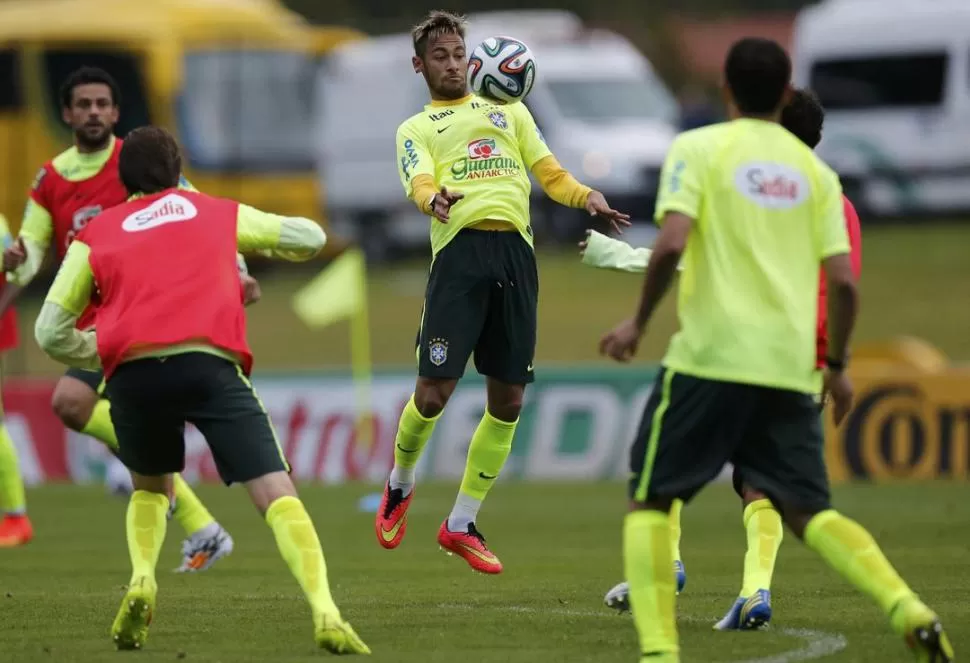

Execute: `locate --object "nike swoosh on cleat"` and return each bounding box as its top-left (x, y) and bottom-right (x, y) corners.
top-left (478, 472), bottom-right (497, 480)
top-left (396, 444), bottom-right (418, 453)
top-left (456, 543), bottom-right (498, 564)
top-left (380, 518), bottom-right (405, 542)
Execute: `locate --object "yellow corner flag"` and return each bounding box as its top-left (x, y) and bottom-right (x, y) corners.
top-left (292, 248), bottom-right (374, 448)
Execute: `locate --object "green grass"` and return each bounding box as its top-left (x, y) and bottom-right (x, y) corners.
top-left (1, 481), bottom-right (967, 662)
top-left (8, 222), bottom-right (970, 375)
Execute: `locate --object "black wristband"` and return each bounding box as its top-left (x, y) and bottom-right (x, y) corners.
top-left (825, 356), bottom-right (847, 371)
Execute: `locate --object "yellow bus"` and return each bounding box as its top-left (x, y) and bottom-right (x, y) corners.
top-left (0, 0), bottom-right (362, 249)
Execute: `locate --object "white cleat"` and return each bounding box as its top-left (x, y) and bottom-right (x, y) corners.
top-left (174, 523), bottom-right (234, 573)
top-left (604, 581), bottom-right (630, 613)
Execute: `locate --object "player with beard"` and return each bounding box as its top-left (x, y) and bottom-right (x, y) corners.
top-left (0, 68), bottom-right (242, 569)
top-left (375, 10), bottom-right (629, 574)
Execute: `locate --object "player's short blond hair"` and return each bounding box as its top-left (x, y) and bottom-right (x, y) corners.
top-left (411, 10), bottom-right (467, 58)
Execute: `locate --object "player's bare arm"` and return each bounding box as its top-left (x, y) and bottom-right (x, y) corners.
top-left (821, 251), bottom-right (859, 424)
top-left (599, 211), bottom-right (691, 362)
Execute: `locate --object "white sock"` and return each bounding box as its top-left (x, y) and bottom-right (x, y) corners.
top-left (446, 492), bottom-right (482, 532)
top-left (389, 466), bottom-right (415, 496)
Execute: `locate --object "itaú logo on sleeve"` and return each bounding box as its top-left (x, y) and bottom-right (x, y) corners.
top-left (122, 193), bottom-right (198, 232)
top-left (734, 162), bottom-right (808, 209)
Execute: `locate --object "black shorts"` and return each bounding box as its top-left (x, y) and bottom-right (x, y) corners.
top-left (416, 229), bottom-right (538, 385)
top-left (628, 368), bottom-right (830, 514)
top-left (104, 353), bottom-right (289, 485)
top-left (64, 367), bottom-right (106, 397)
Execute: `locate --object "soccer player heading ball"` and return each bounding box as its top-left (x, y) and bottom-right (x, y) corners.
top-left (598, 37), bottom-right (952, 662)
top-left (35, 126), bottom-right (369, 655)
top-left (376, 10), bottom-right (629, 574)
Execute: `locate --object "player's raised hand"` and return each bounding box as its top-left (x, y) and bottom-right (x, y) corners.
top-left (578, 228), bottom-right (591, 257)
top-left (2, 238), bottom-right (26, 272)
top-left (586, 191), bottom-right (631, 234)
top-left (431, 186), bottom-right (464, 223)
top-left (822, 368), bottom-right (854, 425)
top-left (599, 317), bottom-right (643, 363)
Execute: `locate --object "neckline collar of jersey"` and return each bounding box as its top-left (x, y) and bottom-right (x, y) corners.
top-left (734, 117), bottom-right (782, 127)
top-left (428, 93), bottom-right (474, 108)
top-left (73, 135), bottom-right (116, 161)
top-left (127, 187), bottom-right (177, 202)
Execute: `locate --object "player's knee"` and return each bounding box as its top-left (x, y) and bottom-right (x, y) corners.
top-left (488, 400), bottom-right (522, 423)
top-left (485, 381), bottom-right (525, 422)
top-left (51, 381), bottom-right (97, 431)
top-left (413, 378), bottom-right (457, 418)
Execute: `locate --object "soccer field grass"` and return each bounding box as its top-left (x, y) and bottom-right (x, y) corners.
top-left (2, 482), bottom-right (967, 662)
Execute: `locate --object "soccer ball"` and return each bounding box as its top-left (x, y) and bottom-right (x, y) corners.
top-left (468, 36), bottom-right (537, 104)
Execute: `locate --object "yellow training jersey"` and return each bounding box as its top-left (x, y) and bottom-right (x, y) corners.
top-left (396, 94), bottom-right (552, 256)
top-left (654, 118), bottom-right (850, 394)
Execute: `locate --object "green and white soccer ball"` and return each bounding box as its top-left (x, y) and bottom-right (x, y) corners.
top-left (468, 36), bottom-right (537, 104)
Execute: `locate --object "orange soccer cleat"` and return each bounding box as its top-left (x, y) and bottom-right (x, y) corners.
top-left (437, 520), bottom-right (503, 574)
top-left (0, 513), bottom-right (33, 548)
top-left (375, 483), bottom-right (413, 550)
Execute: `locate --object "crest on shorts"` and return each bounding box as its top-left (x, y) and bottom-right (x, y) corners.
top-left (429, 337), bottom-right (448, 366)
top-left (488, 111), bottom-right (508, 130)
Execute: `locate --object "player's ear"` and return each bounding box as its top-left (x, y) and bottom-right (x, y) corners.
top-left (61, 106), bottom-right (72, 126)
top-left (412, 55), bottom-right (423, 74)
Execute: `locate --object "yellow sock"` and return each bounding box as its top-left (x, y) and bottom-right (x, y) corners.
top-left (388, 396), bottom-right (441, 493)
top-left (458, 410), bottom-right (515, 501)
top-left (126, 490), bottom-right (169, 584)
top-left (266, 496), bottom-right (337, 617)
top-left (805, 510), bottom-right (914, 614)
top-left (446, 411), bottom-right (516, 531)
top-left (171, 475), bottom-right (215, 536)
top-left (740, 499), bottom-right (783, 596)
top-left (81, 399), bottom-right (119, 450)
top-left (669, 499), bottom-right (683, 561)
top-left (0, 422), bottom-right (25, 514)
top-left (624, 510), bottom-right (679, 657)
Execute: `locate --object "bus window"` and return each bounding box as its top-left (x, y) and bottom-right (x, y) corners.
top-left (41, 49), bottom-right (151, 137)
top-left (810, 53), bottom-right (948, 110)
top-left (179, 50), bottom-right (315, 172)
top-left (0, 49), bottom-right (23, 111)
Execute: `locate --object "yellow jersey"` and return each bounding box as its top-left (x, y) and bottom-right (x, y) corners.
top-left (396, 94), bottom-right (552, 256)
top-left (655, 119), bottom-right (849, 394)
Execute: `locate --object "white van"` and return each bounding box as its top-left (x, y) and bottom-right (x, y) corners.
top-left (315, 12), bottom-right (678, 259)
top-left (792, 0), bottom-right (970, 216)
